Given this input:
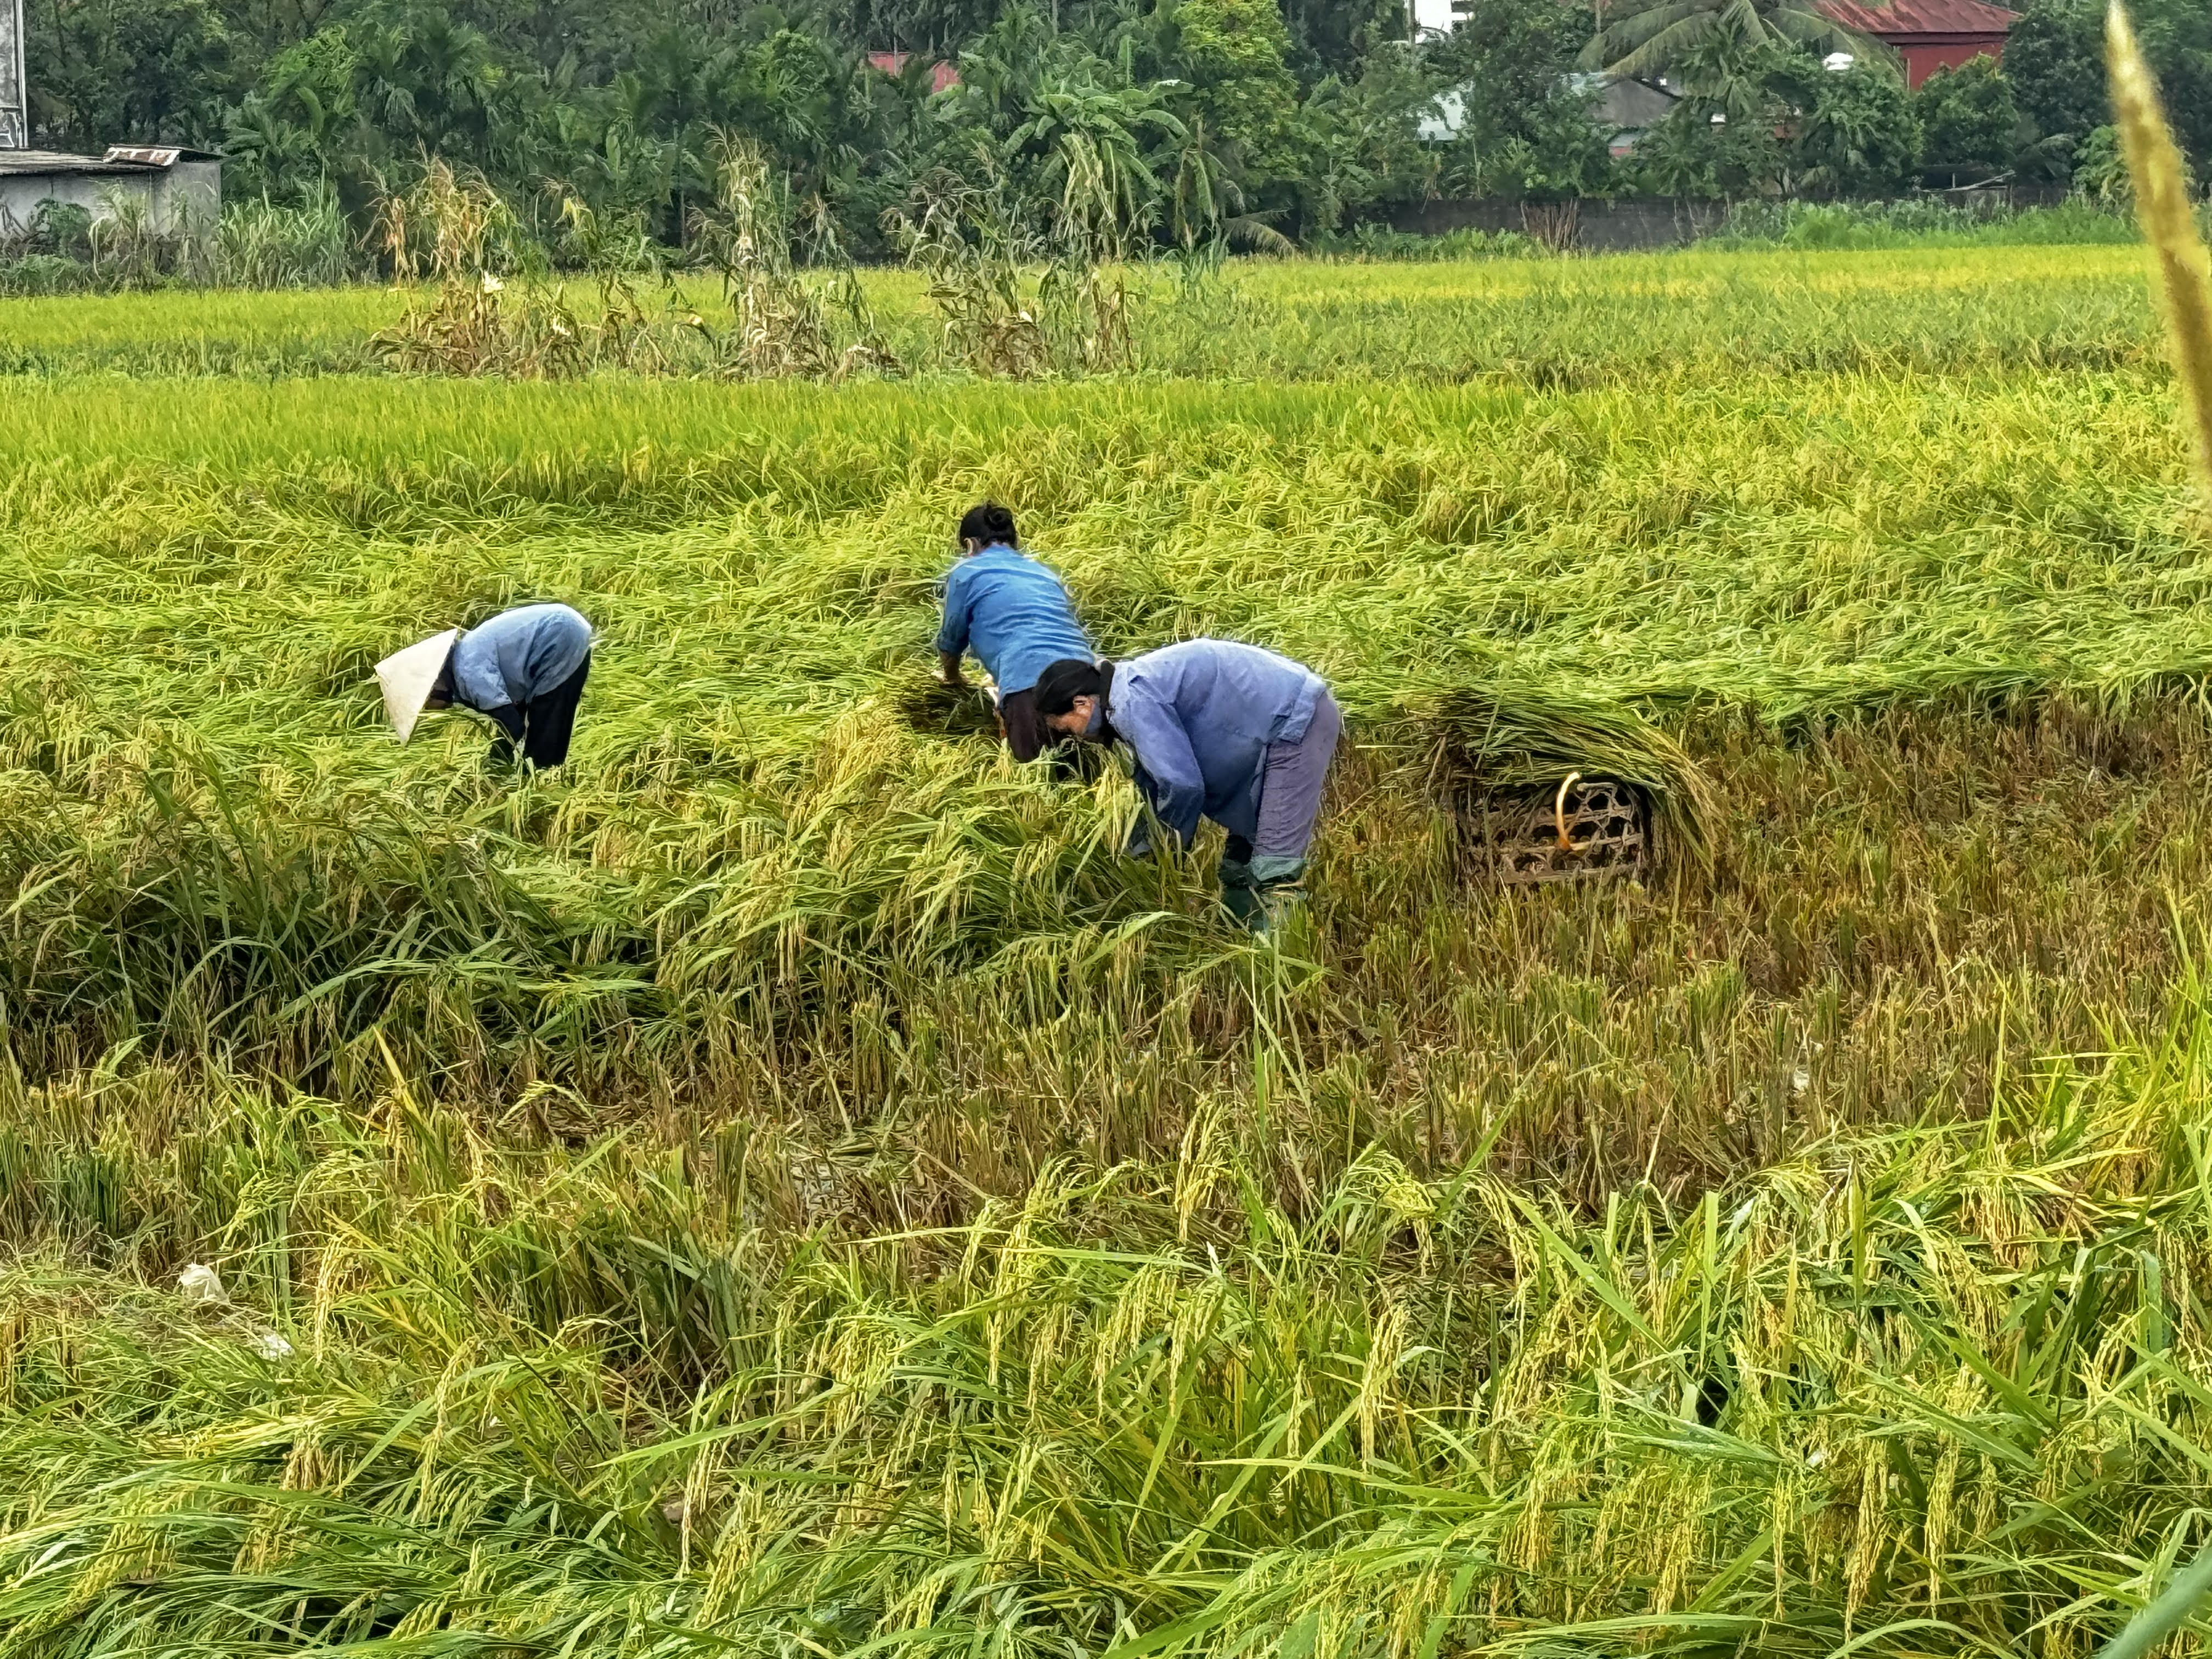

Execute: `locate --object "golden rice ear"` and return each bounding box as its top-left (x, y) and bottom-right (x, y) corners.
top-left (2108, 0), bottom-right (2212, 507)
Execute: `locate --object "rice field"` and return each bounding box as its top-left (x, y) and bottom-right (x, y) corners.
top-left (0, 244), bottom-right (2160, 380)
top-left (3, 240), bottom-right (2212, 1656)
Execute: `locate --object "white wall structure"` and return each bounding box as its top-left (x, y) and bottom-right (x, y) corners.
top-left (1418, 88), bottom-right (1467, 142)
top-left (1411, 0), bottom-right (1458, 40)
top-left (0, 149), bottom-right (222, 241)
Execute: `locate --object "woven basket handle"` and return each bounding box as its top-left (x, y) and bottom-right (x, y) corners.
top-left (1554, 772), bottom-right (1591, 854)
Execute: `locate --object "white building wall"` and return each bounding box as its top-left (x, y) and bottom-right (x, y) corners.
top-left (1411, 0), bottom-right (1458, 37)
top-left (0, 166), bottom-right (218, 241)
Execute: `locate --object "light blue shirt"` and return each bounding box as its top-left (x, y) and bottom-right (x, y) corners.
top-left (934, 545), bottom-right (1093, 696)
top-left (452, 603), bottom-right (593, 712)
top-left (1104, 639), bottom-right (1328, 844)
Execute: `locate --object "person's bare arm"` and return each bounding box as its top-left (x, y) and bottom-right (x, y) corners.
top-left (940, 650), bottom-right (967, 687)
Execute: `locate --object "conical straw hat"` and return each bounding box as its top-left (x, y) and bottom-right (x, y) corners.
top-left (375, 629), bottom-right (460, 743)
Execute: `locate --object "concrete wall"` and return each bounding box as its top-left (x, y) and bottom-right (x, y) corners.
top-left (1379, 187), bottom-right (2073, 252)
top-left (1382, 196), bottom-right (1735, 251)
top-left (159, 160), bottom-right (221, 234)
top-left (0, 164), bottom-right (220, 242)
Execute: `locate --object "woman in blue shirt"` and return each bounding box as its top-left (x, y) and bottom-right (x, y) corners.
top-left (935, 503), bottom-right (1094, 763)
top-left (1034, 640), bottom-right (1341, 934)
top-left (375, 602), bottom-right (594, 770)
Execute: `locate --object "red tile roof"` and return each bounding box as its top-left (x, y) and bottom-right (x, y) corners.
top-left (865, 52), bottom-right (960, 93)
top-left (1815, 0), bottom-right (2016, 37)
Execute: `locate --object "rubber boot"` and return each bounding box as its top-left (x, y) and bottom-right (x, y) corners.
top-left (1218, 857), bottom-right (1262, 928)
top-left (1247, 856), bottom-right (1309, 940)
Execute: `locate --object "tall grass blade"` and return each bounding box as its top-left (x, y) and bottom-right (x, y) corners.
top-left (2108, 0), bottom-right (2212, 498)
top-left (2097, 1544), bottom-right (2212, 1659)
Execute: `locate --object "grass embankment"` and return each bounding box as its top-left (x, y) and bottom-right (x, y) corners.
top-left (0, 244), bottom-right (2158, 380)
top-left (5, 244), bottom-right (2212, 1653)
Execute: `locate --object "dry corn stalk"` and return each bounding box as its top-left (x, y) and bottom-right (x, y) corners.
top-left (2108, 0), bottom-right (2212, 500)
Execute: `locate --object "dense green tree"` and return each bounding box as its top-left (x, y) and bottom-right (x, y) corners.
top-left (30, 0), bottom-right (233, 146)
top-left (1629, 98), bottom-right (1783, 196)
top-left (1173, 0), bottom-right (1302, 176)
top-left (1911, 54), bottom-right (2013, 175)
top-left (1791, 58), bottom-right (1918, 194)
top-left (1279, 0), bottom-right (1403, 81)
top-left (2002, 0), bottom-right (2209, 167)
top-left (2004, 0), bottom-right (2101, 144)
top-left (1428, 0), bottom-right (1611, 200)
top-left (1295, 42), bottom-right (1435, 224)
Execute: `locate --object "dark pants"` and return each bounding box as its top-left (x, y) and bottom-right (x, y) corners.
top-left (485, 656), bottom-right (590, 769)
top-left (1221, 690), bottom-right (1342, 923)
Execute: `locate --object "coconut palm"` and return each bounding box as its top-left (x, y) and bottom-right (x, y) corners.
top-left (1579, 0), bottom-right (1880, 84)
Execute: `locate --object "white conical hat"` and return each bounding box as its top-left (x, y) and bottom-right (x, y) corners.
top-left (375, 629), bottom-right (460, 743)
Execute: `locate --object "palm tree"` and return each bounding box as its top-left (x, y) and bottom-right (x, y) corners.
top-left (1579, 0), bottom-right (1881, 84)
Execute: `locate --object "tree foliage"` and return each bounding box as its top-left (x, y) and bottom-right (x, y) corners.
top-left (1912, 54), bottom-right (2016, 173)
top-left (1792, 59), bottom-right (1919, 194)
top-left (1429, 0), bottom-right (1612, 201)
top-left (1581, 0), bottom-right (1875, 84)
top-left (22, 0), bottom-right (1456, 252)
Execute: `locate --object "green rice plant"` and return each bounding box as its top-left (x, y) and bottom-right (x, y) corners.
top-left (217, 185), bottom-right (358, 290)
top-left (3, 245), bottom-right (2212, 1654)
top-left (4, 987), bottom-right (2212, 1656)
top-left (0, 244), bottom-right (2162, 383)
top-left (0, 362), bottom-right (2210, 1197)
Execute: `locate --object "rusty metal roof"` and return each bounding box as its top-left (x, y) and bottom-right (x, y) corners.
top-left (0, 145), bottom-right (217, 176)
top-left (0, 149), bottom-right (154, 176)
top-left (103, 145), bottom-right (219, 166)
top-left (1815, 0), bottom-right (2016, 38)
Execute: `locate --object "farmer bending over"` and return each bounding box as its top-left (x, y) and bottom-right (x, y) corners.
top-left (375, 602), bottom-right (594, 770)
top-left (935, 501), bottom-right (1094, 764)
top-left (1035, 640), bottom-right (1341, 935)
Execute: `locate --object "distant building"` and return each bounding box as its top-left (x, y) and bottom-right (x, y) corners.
top-left (1812, 0), bottom-right (2016, 87)
top-left (1418, 75), bottom-right (1680, 157)
top-left (1590, 76), bottom-right (1679, 156)
top-left (1415, 0), bottom-right (2013, 94)
top-left (1410, 0), bottom-right (1458, 41)
top-left (0, 147), bottom-right (222, 241)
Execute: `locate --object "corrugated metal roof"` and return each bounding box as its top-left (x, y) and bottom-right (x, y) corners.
top-left (1815, 0), bottom-right (2016, 37)
top-left (103, 145), bottom-right (220, 166)
top-left (0, 149), bottom-right (154, 176)
top-left (0, 145), bottom-right (216, 175)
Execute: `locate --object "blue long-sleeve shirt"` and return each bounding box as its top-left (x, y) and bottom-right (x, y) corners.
top-left (452, 603), bottom-right (594, 712)
top-left (934, 545), bottom-right (1093, 696)
top-left (1103, 640), bottom-right (1328, 844)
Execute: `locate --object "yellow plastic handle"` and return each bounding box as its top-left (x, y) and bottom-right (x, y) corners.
top-left (1554, 772), bottom-right (1590, 854)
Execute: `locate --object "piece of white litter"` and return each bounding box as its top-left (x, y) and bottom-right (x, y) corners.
top-left (251, 1330), bottom-right (294, 1361)
top-left (1790, 1066), bottom-right (1811, 1095)
top-left (662, 1498), bottom-right (689, 1525)
top-left (481, 271), bottom-right (505, 295)
top-left (178, 1263), bottom-right (228, 1306)
top-left (1806, 1448), bottom-right (1827, 1468)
